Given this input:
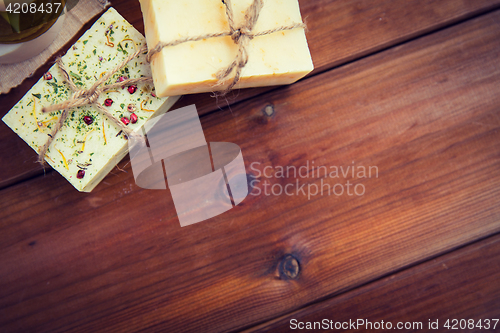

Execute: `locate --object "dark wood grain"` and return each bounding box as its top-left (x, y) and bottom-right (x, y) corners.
top-left (0, 7), bottom-right (499, 332)
top-left (246, 233), bottom-right (500, 332)
top-left (2, 0), bottom-right (500, 188)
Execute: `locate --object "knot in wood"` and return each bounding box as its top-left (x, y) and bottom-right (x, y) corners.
top-left (263, 104), bottom-right (275, 117)
top-left (279, 254), bottom-right (300, 280)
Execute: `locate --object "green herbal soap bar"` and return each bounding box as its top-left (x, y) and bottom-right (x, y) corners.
top-left (2, 7), bottom-right (179, 192)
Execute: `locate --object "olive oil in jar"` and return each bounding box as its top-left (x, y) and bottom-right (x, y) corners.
top-left (0, 0), bottom-right (67, 44)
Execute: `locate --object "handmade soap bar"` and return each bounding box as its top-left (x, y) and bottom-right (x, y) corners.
top-left (139, 0), bottom-right (314, 96)
top-left (2, 7), bottom-right (179, 192)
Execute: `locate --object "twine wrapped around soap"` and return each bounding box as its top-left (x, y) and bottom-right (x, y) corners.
top-left (146, 0), bottom-right (307, 93)
top-left (38, 46), bottom-right (151, 164)
top-left (38, 0), bottom-right (306, 165)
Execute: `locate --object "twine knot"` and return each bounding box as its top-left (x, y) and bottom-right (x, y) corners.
top-left (87, 89), bottom-right (101, 104)
top-left (71, 88), bottom-right (101, 105)
top-left (231, 28), bottom-right (252, 43)
top-left (231, 28), bottom-right (242, 42)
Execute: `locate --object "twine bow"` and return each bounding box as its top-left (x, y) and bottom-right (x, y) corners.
top-left (38, 46), bottom-right (151, 164)
top-left (146, 0), bottom-right (306, 93)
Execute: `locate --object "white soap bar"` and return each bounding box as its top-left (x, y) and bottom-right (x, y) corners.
top-left (139, 0), bottom-right (314, 96)
top-left (2, 7), bottom-right (179, 192)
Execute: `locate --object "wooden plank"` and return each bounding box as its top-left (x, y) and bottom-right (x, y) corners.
top-left (1, 9), bottom-right (500, 333)
top-left (246, 234), bottom-right (500, 332)
top-left (1, 0), bottom-right (500, 188)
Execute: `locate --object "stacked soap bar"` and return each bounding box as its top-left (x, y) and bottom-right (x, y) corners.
top-left (2, 7), bottom-right (179, 192)
top-left (139, 0), bottom-right (314, 96)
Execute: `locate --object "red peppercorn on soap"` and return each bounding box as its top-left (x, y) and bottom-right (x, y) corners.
top-left (2, 7), bottom-right (179, 192)
top-left (139, 0), bottom-right (314, 96)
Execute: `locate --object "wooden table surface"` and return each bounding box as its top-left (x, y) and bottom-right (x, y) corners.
top-left (1, 0), bottom-right (500, 332)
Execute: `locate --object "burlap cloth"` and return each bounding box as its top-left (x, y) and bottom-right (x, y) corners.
top-left (0, 0), bottom-right (109, 95)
